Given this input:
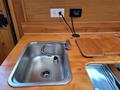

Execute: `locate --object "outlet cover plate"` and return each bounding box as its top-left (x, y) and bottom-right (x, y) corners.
top-left (50, 8), bottom-right (64, 17)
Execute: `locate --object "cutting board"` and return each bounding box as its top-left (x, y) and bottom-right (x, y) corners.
top-left (100, 36), bottom-right (120, 55)
top-left (76, 36), bottom-right (120, 57)
top-left (76, 38), bottom-right (104, 57)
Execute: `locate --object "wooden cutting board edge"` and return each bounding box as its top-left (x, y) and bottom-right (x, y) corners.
top-left (75, 39), bottom-right (105, 58)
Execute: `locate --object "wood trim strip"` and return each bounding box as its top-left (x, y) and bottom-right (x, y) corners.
top-left (21, 0), bottom-right (27, 22)
top-left (8, 0), bottom-right (20, 40)
top-left (22, 21), bottom-right (120, 34)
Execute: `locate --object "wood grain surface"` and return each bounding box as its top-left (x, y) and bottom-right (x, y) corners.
top-left (76, 36), bottom-right (120, 57)
top-left (8, 0), bottom-right (120, 39)
top-left (76, 38), bottom-right (104, 57)
top-left (0, 0), bottom-right (15, 64)
top-left (101, 36), bottom-right (120, 55)
top-left (1, 34), bottom-right (120, 90)
top-left (21, 0), bottom-right (120, 22)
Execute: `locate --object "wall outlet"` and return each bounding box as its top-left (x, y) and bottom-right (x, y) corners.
top-left (50, 8), bottom-right (64, 17)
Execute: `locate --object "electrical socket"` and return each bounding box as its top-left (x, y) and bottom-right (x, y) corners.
top-left (50, 8), bottom-right (64, 17)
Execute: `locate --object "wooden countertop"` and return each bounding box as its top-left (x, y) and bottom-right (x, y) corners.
top-left (1, 34), bottom-right (120, 90)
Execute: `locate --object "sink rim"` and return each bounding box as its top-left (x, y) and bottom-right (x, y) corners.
top-left (86, 63), bottom-right (120, 90)
top-left (8, 41), bottom-right (72, 87)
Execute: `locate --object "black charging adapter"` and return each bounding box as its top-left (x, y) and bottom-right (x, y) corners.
top-left (70, 8), bottom-right (82, 17)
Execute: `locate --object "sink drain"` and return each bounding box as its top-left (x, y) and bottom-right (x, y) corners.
top-left (53, 56), bottom-right (59, 64)
top-left (41, 70), bottom-right (50, 78)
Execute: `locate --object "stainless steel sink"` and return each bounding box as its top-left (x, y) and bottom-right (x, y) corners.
top-left (86, 64), bottom-right (120, 90)
top-left (8, 41), bottom-right (71, 87)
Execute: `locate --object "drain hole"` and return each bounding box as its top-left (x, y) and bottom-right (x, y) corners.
top-left (53, 56), bottom-right (59, 64)
top-left (41, 70), bottom-right (50, 78)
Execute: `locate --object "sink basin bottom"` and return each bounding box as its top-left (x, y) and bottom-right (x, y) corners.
top-left (14, 55), bottom-right (63, 83)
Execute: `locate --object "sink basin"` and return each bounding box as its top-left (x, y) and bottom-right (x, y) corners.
top-left (86, 64), bottom-right (120, 90)
top-left (8, 41), bottom-right (71, 87)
